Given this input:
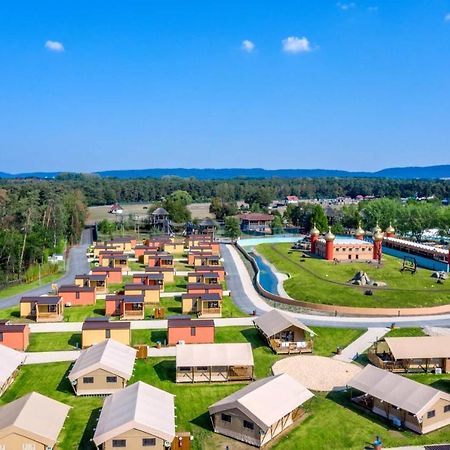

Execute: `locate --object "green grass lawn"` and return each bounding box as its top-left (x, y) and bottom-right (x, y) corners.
top-left (28, 332), bottom-right (82, 351)
top-left (4, 326), bottom-right (450, 449)
top-left (164, 276), bottom-right (188, 292)
top-left (258, 243), bottom-right (450, 308)
top-left (0, 271), bottom-right (64, 300)
top-left (385, 327), bottom-right (426, 337)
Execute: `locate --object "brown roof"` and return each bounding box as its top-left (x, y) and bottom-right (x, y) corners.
top-left (20, 295), bottom-right (61, 305)
top-left (82, 320), bottom-right (131, 331)
top-left (75, 274), bottom-right (107, 282)
top-left (195, 265), bottom-right (224, 272)
top-left (168, 318), bottom-right (214, 328)
top-left (182, 293), bottom-right (222, 301)
top-left (0, 323), bottom-right (28, 333)
top-left (239, 213), bottom-right (273, 221)
top-left (92, 267), bottom-right (122, 273)
top-left (106, 295), bottom-right (145, 303)
top-left (187, 283), bottom-right (222, 290)
top-left (124, 284), bottom-right (160, 291)
top-left (58, 284), bottom-right (96, 293)
top-left (145, 267), bottom-right (174, 273)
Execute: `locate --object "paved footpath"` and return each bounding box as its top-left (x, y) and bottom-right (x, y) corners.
top-left (28, 317), bottom-right (255, 333)
top-left (24, 350), bottom-right (81, 364)
top-left (333, 327), bottom-right (390, 362)
top-left (221, 243), bottom-right (450, 329)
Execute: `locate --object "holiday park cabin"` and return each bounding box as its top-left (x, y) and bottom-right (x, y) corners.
top-left (81, 318), bottom-right (131, 348)
top-left (182, 293), bottom-right (223, 318)
top-left (58, 284), bottom-right (96, 306)
top-left (124, 284), bottom-right (160, 304)
top-left (20, 295), bottom-right (64, 322)
top-left (167, 317), bottom-right (215, 345)
top-left (0, 321), bottom-right (30, 351)
top-left (0, 345), bottom-right (26, 396)
top-left (105, 295), bottom-right (145, 320)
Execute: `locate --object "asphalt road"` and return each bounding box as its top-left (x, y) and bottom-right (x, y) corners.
top-left (0, 228), bottom-right (92, 310)
top-left (220, 243), bottom-right (450, 329)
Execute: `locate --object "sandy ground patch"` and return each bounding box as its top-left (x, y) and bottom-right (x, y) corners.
top-left (272, 355), bottom-right (361, 392)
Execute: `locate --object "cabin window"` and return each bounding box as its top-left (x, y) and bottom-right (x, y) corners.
top-left (221, 413), bottom-right (232, 423)
top-left (243, 420), bottom-right (254, 430)
top-left (142, 438), bottom-right (156, 446)
top-left (196, 366), bottom-right (208, 371)
top-left (106, 376), bottom-right (117, 383)
top-left (0, 332), bottom-right (3, 341)
top-left (191, 327), bottom-right (196, 336)
top-left (427, 410), bottom-right (436, 419)
top-left (83, 377), bottom-right (94, 384)
top-left (444, 405), bottom-right (450, 413)
top-left (112, 439), bottom-right (127, 447)
top-left (76, 292), bottom-right (80, 299)
top-left (179, 366), bottom-right (191, 372)
top-left (105, 329), bottom-right (111, 339)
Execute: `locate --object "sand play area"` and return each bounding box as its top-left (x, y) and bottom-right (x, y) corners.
top-left (272, 355), bottom-right (361, 391)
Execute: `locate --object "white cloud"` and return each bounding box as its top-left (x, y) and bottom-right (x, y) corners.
top-left (445, 13), bottom-right (450, 22)
top-left (282, 36), bottom-right (312, 54)
top-left (241, 40), bottom-right (255, 53)
top-left (337, 2), bottom-right (355, 10)
top-left (44, 40), bottom-right (64, 52)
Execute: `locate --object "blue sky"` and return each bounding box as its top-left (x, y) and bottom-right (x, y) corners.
top-left (1, 0), bottom-right (450, 173)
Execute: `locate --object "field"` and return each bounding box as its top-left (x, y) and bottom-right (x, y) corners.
top-left (86, 202), bottom-right (212, 225)
top-left (258, 243), bottom-right (450, 308)
top-left (3, 325), bottom-right (450, 450)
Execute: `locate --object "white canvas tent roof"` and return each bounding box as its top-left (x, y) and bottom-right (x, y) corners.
top-left (348, 365), bottom-right (450, 417)
top-left (0, 344), bottom-right (25, 388)
top-left (384, 336), bottom-right (450, 360)
top-left (209, 373), bottom-right (313, 432)
top-left (176, 343), bottom-right (254, 367)
top-left (93, 381), bottom-right (175, 446)
top-left (68, 339), bottom-right (136, 382)
top-left (0, 392), bottom-right (70, 447)
top-left (253, 309), bottom-right (315, 338)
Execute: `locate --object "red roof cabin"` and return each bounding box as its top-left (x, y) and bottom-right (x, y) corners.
top-left (167, 317), bottom-right (215, 345)
top-left (58, 285), bottom-right (96, 306)
top-left (91, 267), bottom-right (123, 284)
top-left (0, 321), bottom-right (30, 351)
top-left (238, 213), bottom-right (273, 234)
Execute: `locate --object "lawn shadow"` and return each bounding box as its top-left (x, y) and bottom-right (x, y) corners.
top-left (150, 330), bottom-right (167, 345)
top-left (78, 407), bottom-right (101, 450)
top-left (191, 411), bottom-right (213, 432)
top-left (93, 308), bottom-right (105, 315)
top-left (68, 333), bottom-right (82, 349)
top-left (153, 360), bottom-right (176, 382)
top-left (326, 390), bottom-right (407, 436)
top-left (10, 310), bottom-right (20, 318)
top-left (56, 366), bottom-right (75, 394)
top-left (240, 328), bottom-right (265, 349)
top-left (430, 379), bottom-right (450, 393)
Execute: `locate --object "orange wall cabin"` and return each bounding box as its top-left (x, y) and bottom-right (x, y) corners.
top-left (132, 273), bottom-right (164, 289)
top-left (187, 250), bottom-right (212, 265)
top-left (134, 245), bottom-right (153, 259)
top-left (187, 272), bottom-right (220, 285)
top-left (193, 254), bottom-right (221, 267)
top-left (74, 274), bottom-right (108, 295)
top-left (145, 267), bottom-right (175, 283)
top-left (0, 321), bottom-right (30, 351)
top-left (195, 266), bottom-right (225, 281)
top-left (167, 318), bottom-right (215, 345)
top-left (58, 285), bottom-right (96, 306)
top-left (186, 236), bottom-right (213, 248)
top-left (124, 284), bottom-right (161, 304)
top-left (146, 254), bottom-right (174, 268)
top-left (105, 295), bottom-right (145, 320)
top-left (91, 267), bottom-right (123, 284)
top-left (187, 283), bottom-right (223, 296)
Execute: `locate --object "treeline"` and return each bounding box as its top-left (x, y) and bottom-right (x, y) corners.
top-left (43, 173), bottom-right (450, 206)
top-left (0, 182), bottom-right (87, 286)
top-left (284, 198), bottom-right (450, 240)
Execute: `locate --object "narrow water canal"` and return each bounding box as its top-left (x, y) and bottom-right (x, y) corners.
top-left (248, 251), bottom-right (280, 294)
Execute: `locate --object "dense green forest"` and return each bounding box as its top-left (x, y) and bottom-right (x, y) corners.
top-left (0, 183), bottom-right (87, 286)
top-left (27, 173), bottom-right (450, 206)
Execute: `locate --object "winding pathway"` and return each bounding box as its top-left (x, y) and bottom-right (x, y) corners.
top-left (220, 243), bottom-right (450, 329)
top-left (0, 229), bottom-right (92, 310)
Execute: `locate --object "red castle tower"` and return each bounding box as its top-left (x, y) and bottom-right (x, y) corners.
top-left (373, 229), bottom-right (384, 261)
top-left (310, 223), bottom-right (320, 253)
top-left (324, 227), bottom-right (335, 261)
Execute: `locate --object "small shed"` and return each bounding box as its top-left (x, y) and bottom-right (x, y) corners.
top-left (81, 318), bottom-right (131, 348)
top-left (0, 321), bottom-right (30, 351)
top-left (58, 284), bottom-right (96, 306)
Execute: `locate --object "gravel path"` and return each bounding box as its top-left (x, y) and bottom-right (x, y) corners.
top-left (272, 355), bottom-right (361, 391)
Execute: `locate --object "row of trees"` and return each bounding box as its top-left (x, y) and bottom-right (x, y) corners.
top-left (24, 173), bottom-right (450, 206)
top-left (0, 184), bottom-right (87, 286)
top-left (283, 198), bottom-right (450, 240)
